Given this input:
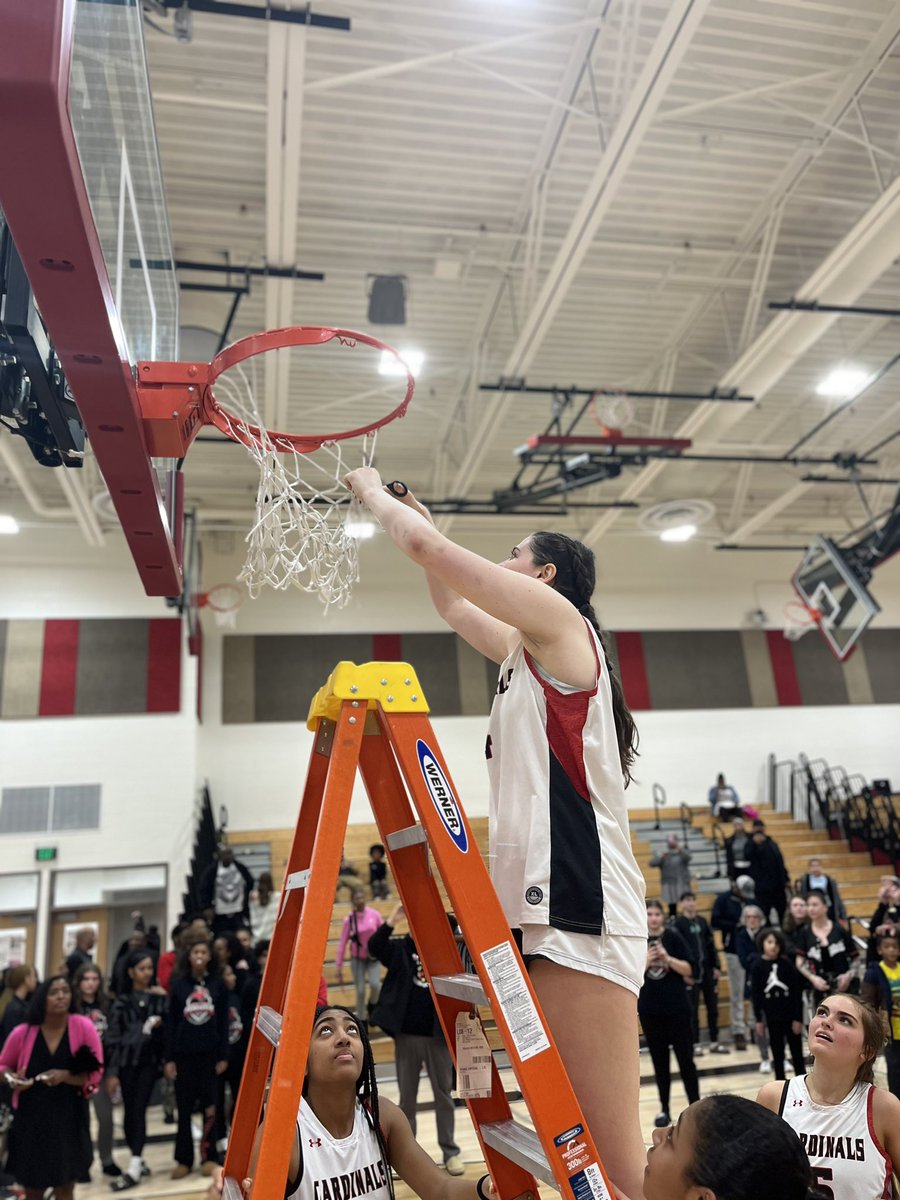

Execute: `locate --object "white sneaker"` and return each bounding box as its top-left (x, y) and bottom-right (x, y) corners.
top-left (693, 1043), bottom-right (706, 1056)
top-left (783, 1061), bottom-right (793, 1076)
top-left (759, 1059), bottom-right (772, 1074)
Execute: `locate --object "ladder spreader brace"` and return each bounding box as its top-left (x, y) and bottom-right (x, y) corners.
top-left (223, 661), bottom-right (615, 1200)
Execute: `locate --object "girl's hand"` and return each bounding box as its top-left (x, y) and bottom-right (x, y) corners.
top-left (755, 1021), bottom-right (765, 1040)
top-left (836, 972), bottom-right (852, 993)
top-left (344, 467), bottom-right (384, 505)
top-left (4, 1071), bottom-right (32, 1091)
top-left (791, 1021), bottom-right (803, 1036)
top-left (386, 484), bottom-right (434, 525)
top-left (106, 1074), bottom-right (120, 1097)
top-left (164, 1061), bottom-right (177, 1081)
top-left (216, 1059), bottom-right (228, 1076)
top-left (36, 1069), bottom-right (67, 1087)
top-left (388, 903), bottom-right (405, 926)
top-left (812, 975), bottom-right (829, 992)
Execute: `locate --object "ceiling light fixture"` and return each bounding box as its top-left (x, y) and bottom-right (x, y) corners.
top-left (344, 502), bottom-right (378, 541)
top-left (0, 515), bottom-right (20, 535)
top-left (379, 349), bottom-right (424, 378)
top-left (659, 523), bottom-right (696, 543)
top-left (815, 365), bottom-right (870, 399)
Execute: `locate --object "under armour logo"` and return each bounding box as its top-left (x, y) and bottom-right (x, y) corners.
top-left (309, 1138), bottom-right (322, 1147)
top-left (792, 1100), bottom-right (803, 1107)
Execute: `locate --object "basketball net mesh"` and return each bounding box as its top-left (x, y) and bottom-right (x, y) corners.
top-left (212, 364), bottom-right (376, 608)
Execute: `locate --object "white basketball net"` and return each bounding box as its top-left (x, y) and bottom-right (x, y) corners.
top-left (211, 364), bottom-right (377, 608)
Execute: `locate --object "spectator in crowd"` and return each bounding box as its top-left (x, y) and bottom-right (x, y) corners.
top-left (723, 817), bottom-right (752, 880)
top-left (199, 846), bottom-right (254, 935)
top-left (110, 928), bottom-right (153, 998)
top-left (672, 892), bottom-right (729, 1055)
top-left (794, 889), bottom-right (860, 996)
top-left (72, 964), bottom-right (118, 1179)
top-left (708, 773), bottom-right (741, 821)
top-left (799, 857), bottom-right (847, 925)
top-left (155, 923), bottom-right (186, 994)
top-left (867, 876), bottom-right (900, 964)
top-left (747, 821), bottom-right (790, 926)
top-left (105, 950), bottom-right (167, 1191)
top-left (368, 844), bottom-right (390, 900)
top-left (649, 834), bottom-right (693, 918)
top-left (369, 905), bottom-right (464, 1176)
top-left (164, 940), bottom-right (229, 1180)
top-left (336, 849), bottom-right (363, 901)
top-left (639, 900), bottom-right (699, 1128)
top-left (0, 975), bottom-right (104, 1200)
top-left (735, 905), bottom-right (772, 1073)
top-left (65, 929), bottom-right (97, 981)
top-left (213, 963), bottom-right (245, 1159)
top-left (711, 875), bottom-right (754, 1051)
top-left (862, 931), bottom-right (900, 1098)
top-left (0, 966), bottom-right (37, 1043)
top-left (212, 932), bottom-right (252, 997)
top-left (750, 927), bottom-right (806, 1080)
top-left (336, 887), bottom-right (384, 1022)
top-left (237, 940), bottom-right (328, 1044)
top-left (782, 894), bottom-right (810, 956)
top-left (248, 872), bottom-right (277, 942)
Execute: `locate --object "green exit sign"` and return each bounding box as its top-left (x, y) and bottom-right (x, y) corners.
top-left (35, 847), bottom-right (57, 862)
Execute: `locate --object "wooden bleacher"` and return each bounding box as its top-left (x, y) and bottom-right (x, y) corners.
top-left (227, 803), bottom-right (886, 1055)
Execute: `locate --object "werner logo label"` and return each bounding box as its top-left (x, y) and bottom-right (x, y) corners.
top-left (554, 1125), bottom-right (584, 1147)
top-left (417, 740), bottom-right (468, 852)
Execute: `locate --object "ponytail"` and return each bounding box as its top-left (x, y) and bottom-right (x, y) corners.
top-left (529, 531), bottom-right (639, 786)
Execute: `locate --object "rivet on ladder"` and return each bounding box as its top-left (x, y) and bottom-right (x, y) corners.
top-left (350, 685), bottom-right (358, 693)
top-left (349, 717), bottom-right (357, 724)
top-left (380, 678), bottom-right (388, 685)
top-left (351, 700), bottom-right (359, 707)
top-left (411, 695), bottom-right (418, 702)
top-left (404, 678), bottom-right (411, 685)
top-left (386, 695), bottom-right (394, 703)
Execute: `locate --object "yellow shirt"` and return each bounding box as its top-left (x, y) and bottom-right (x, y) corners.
top-left (879, 961), bottom-right (900, 1040)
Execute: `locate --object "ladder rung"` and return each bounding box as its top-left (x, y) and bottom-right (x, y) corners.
top-left (284, 868), bottom-right (311, 891)
top-left (222, 1178), bottom-right (244, 1200)
top-left (386, 823), bottom-right (428, 850)
top-left (480, 1119), bottom-right (554, 1188)
top-left (432, 972), bottom-right (488, 1005)
top-left (257, 1005), bottom-right (282, 1046)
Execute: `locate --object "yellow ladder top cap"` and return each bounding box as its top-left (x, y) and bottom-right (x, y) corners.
top-left (306, 660), bottom-right (430, 728)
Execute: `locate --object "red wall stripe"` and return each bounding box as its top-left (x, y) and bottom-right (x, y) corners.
top-left (615, 631), bottom-right (652, 710)
top-left (765, 630), bottom-right (803, 706)
top-left (373, 633), bottom-right (403, 661)
top-left (39, 619), bottom-right (80, 716)
top-left (146, 619), bottom-right (182, 713)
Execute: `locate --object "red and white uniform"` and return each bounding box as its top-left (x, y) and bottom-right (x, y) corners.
top-left (486, 621), bottom-right (646, 942)
top-left (287, 1100), bottom-right (390, 1200)
top-left (780, 1075), bottom-right (892, 1200)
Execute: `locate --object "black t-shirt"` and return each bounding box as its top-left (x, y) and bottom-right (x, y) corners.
top-left (400, 951), bottom-right (435, 1036)
top-left (796, 923), bottom-right (856, 982)
top-left (638, 928), bottom-right (693, 1018)
top-left (369, 860), bottom-right (387, 884)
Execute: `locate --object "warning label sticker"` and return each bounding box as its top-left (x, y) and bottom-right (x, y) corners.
top-left (568, 1164), bottom-right (612, 1200)
top-left (480, 941), bottom-right (550, 1062)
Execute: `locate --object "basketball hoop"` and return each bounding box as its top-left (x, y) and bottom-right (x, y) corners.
top-left (782, 598), bottom-right (821, 642)
top-left (195, 583), bottom-right (244, 629)
top-left (199, 326), bottom-right (414, 608)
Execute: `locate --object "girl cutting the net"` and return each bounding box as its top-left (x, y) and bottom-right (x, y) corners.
top-left (343, 469), bottom-right (647, 1200)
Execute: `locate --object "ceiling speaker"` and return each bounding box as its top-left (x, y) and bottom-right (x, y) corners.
top-left (368, 275), bottom-right (407, 324)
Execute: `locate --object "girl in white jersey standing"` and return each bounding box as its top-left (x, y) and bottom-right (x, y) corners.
top-left (344, 470), bottom-right (647, 1200)
top-left (216, 1007), bottom-right (493, 1200)
top-left (757, 994), bottom-right (900, 1200)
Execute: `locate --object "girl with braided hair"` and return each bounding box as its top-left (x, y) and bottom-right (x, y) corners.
top-left (344, 469), bottom-right (646, 1199)
top-left (210, 1007), bottom-right (494, 1200)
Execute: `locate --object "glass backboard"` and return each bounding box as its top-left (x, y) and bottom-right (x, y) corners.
top-left (791, 536), bottom-right (880, 661)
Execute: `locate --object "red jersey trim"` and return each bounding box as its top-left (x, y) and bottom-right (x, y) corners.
top-left (865, 1084), bottom-right (893, 1198)
top-left (523, 622), bottom-right (602, 803)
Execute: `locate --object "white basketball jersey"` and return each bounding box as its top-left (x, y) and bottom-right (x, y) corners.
top-left (287, 1099), bottom-right (390, 1200)
top-left (485, 621), bottom-right (646, 938)
top-left (781, 1075), bottom-right (892, 1200)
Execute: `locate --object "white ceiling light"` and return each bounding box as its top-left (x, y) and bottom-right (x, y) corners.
top-left (659, 522), bottom-right (697, 542)
top-left (815, 365), bottom-right (870, 399)
top-left (344, 502), bottom-right (378, 541)
top-left (379, 349), bottom-right (424, 378)
top-left (0, 514), bottom-right (20, 535)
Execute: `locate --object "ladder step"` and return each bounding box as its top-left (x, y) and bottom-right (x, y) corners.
top-left (386, 823), bottom-right (428, 850)
top-left (480, 1119), bottom-right (554, 1188)
top-left (284, 868), bottom-right (311, 891)
top-left (431, 972), bottom-right (488, 1005)
top-left (257, 1005), bottom-right (282, 1046)
top-left (222, 1178), bottom-right (243, 1200)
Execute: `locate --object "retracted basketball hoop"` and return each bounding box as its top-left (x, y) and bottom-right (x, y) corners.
top-left (137, 326), bottom-right (415, 608)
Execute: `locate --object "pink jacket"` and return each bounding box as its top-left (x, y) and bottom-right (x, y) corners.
top-left (0, 1014), bottom-right (104, 1107)
top-left (336, 907), bottom-right (383, 969)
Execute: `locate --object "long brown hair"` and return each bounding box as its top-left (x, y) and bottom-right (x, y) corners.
top-left (529, 531), bottom-right (639, 786)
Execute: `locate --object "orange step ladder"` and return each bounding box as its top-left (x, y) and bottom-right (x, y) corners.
top-left (223, 661), bottom-right (616, 1200)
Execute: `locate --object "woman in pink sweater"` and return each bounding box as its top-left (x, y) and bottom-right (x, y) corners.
top-left (336, 888), bottom-right (384, 1021)
top-left (0, 974), bottom-right (103, 1200)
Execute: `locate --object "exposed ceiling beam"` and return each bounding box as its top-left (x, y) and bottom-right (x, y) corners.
top-left (438, 0), bottom-right (712, 530)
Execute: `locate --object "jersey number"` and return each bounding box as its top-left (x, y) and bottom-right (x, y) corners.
top-left (811, 1166), bottom-right (833, 1199)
